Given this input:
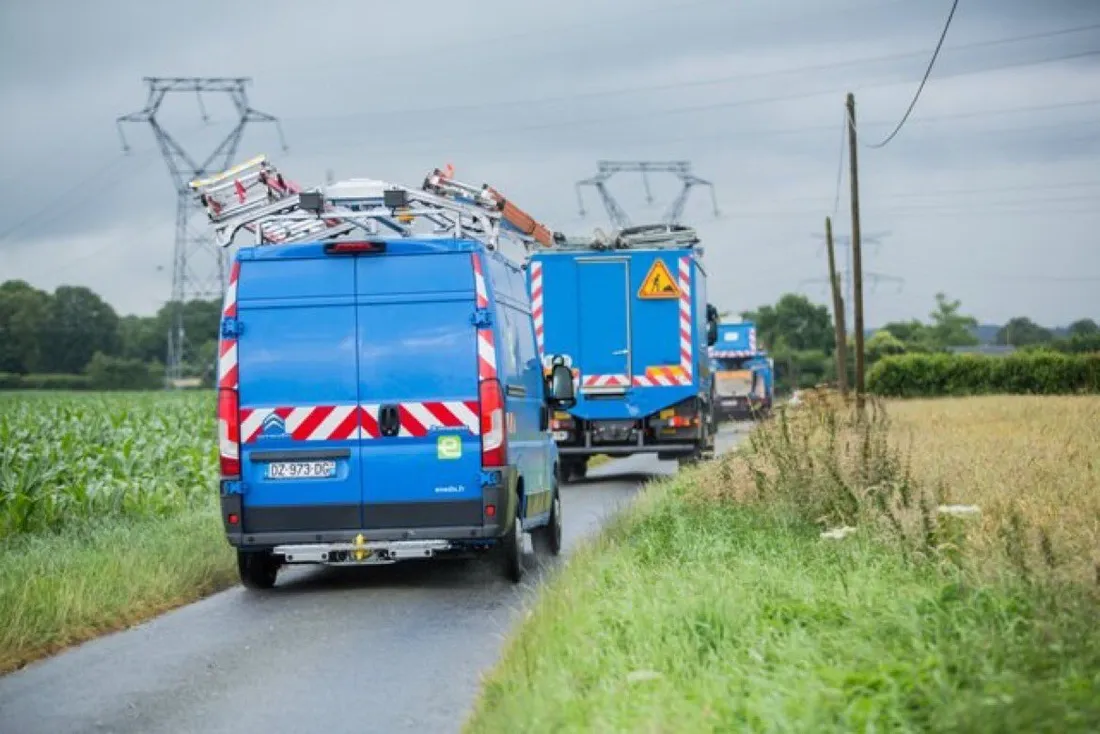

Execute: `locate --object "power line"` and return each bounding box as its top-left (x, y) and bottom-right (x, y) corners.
top-left (865, 0), bottom-right (961, 148)
top-left (284, 21), bottom-right (1100, 125)
top-left (0, 153), bottom-right (153, 242)
top-left (296, 47), bottom-right (1100, 157)
top-left (832, 109), bottom-right (847, 215)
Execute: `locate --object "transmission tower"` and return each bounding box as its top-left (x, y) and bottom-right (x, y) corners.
top-left (117, 77), bottom-right (286, 386)
top-left (575, 160), bottom-right (719, 228)
top-left (802, 230), bottom-right (903, 330)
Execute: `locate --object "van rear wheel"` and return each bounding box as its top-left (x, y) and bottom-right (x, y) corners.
top-left (531, 488), bottom-right (562, 557)
top-left (498, 514), bottom-right (525, 584)
top-left (237, 550), bottom-right (279, 590)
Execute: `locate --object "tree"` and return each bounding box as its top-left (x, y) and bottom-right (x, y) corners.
top-left (866, 330), bottom-right (907, 364)
top-left (41, 286), bottom-right (121, 374)
top-left (118, 314), bottom-right (166, 363)
top-left (996, 317), bottom-right (1053, 347)
top-left (1067, 318), bottom-right (1099, 338)
top-left (0, 280), bottom-right (52, 373)
top-left (153, 298), bottom-right (222, 368)
top-left (742, 293), bottom-right (835, 353)
top-left (879, 319), bottom-right (934, 351)
top-left (926, 292), bottom-right (979, 348)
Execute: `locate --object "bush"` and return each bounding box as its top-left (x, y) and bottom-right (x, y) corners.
top-left (84, 352), bottom-right (163, 391)
top-left (12, 373), bottom-right (94, 391)
top-left (868, 352), bottom-right (1100, 397)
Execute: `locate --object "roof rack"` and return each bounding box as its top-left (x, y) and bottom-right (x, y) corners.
top-left (421, 165), bottom-right (562, 248)
top-left (552, 222), bottom-right (702, 252)
top-left (189, 156), bottom-right (562, 251)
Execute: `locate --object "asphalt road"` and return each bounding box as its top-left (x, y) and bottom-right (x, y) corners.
top-left (0, 424), bottom-right (749, 734)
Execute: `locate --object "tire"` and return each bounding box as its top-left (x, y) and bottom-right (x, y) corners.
top-left (561, 458), bottom-right (587, 484)
top-left (237, 550), bottom-right (279, 590)
top-left (499, 512), bottom-right (525, 583)
top-left (531, 486), bottom-right (562, 557)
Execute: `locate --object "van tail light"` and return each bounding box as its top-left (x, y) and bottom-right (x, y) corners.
top-left (217, 387), bottom-right (241, 478)
top-left (323, 241), bottom-right (386, 255)
top-left (479, 378), bottom-right (506, 467)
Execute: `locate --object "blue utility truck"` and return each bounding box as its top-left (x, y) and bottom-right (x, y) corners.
top-left (193, 157), bottom-right (575, 588)
top-left (709, 321), bottom-right (774, 420)
top-left (527, 224), bottom-right (720, 481)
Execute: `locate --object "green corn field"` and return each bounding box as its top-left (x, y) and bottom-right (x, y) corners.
top-left (0, 391), bottom-right (218, 539)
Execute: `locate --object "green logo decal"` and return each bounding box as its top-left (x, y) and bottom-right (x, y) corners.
top-left (437, 435), bottom-right (462, 460)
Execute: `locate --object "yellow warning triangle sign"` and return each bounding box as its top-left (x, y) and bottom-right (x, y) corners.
top-left (638, 258), bottom-right (680, 299)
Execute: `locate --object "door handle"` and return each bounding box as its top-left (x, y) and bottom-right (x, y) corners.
top-left (612, 349), bottom-right (628, 355)
top-left (379, 405), bottom-right (401, 437)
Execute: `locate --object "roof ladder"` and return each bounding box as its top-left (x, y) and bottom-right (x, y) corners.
top-left (189, 155), bottom-right (359, 247)
top-left (421, 165), bottom-right (560, 248)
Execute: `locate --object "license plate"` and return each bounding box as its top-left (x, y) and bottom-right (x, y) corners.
top-left (266, 460), bottom-right (337, 480)
top-left (552, 431), bottom-right (569, 441)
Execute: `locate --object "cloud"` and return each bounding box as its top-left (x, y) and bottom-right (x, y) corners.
top-left (1, 0), bottom-right (1098, 328)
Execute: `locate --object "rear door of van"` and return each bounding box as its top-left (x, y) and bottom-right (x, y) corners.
top-left (234, 245), bottom-right (364, 535)
top-left (355, 245), bottom-right (485, 530)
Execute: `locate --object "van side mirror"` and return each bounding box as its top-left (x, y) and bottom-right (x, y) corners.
top-left (547, 363), bottom-right (576, 409)
top-left (706, 303), bottom-right (719, 346)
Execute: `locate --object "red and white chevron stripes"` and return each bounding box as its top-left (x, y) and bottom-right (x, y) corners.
top-left (217, 260), bottom-right (240, 390)
top-left (472, 253), bottom-right (497, 381)
top-left (239, 401), bottom-right (481, 443)
top-left (529, 260), bottom-right (544, 356)
top-left (580, 374), bottom-right (629, 388)
top-left (678, 255), bottom-right (693, 381)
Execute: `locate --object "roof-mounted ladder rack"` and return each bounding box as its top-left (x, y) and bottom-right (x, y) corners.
top-left (190, 156), bottom-right (561, 252)
top-left (189, 155), bottom-right (359, 247)
top-left (421, 165), bottom-right (561, 248)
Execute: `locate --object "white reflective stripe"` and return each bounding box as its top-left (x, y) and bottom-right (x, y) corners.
top-left (444, 401), bottom-right (480, 434)
top-left (283, 407), bottom-right (314, 434)
top-left (309, 404), bottom-right (358, 441)
top-left (473, 264), bottom-right (489, 303)
top-left (478, 332), bottom-right (497, 369)
top-left (240, 408), bottom-right (273, 441)
top-left (403, 402), bottom-right (440, 434)
top-left (218, 342), bottom-right (237, 380)
top-left (217, 418), bottom-right (238, 459)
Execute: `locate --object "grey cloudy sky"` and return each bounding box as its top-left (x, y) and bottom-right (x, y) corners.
top-left (1, 0), bottom-right (1098, 328)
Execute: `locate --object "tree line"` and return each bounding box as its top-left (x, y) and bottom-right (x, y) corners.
top-left (1, 278), bottom-right (1096, 394)
top-left (0, 280), bottom-right (220, 389)
top-left (739, 291), bottom-right (1099, 394)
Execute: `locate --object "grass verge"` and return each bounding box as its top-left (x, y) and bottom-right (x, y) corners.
top-left (466, 395), bottom-right (1100, 732)
top-left (0, 506), bottom-right (235, 675)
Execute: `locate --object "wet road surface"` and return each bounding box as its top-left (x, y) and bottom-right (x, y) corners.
top-left (0, 425), bottom-right (749, 734)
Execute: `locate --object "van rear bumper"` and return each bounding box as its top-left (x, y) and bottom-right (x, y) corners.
top-left (220, 468), bottom-right (517, 550)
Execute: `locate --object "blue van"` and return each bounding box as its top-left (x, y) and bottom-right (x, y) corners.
top-left (196, 158), bottom-right (576, 588)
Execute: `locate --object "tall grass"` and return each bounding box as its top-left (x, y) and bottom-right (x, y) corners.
top-left (467, 393), bottom-right (1100, 731)
top-left (0, 391), bottom-right (217, 538)
top-left (696, 390), bottom-right (1100, 587)
top-left (0, 391), bottom-right (232, 673)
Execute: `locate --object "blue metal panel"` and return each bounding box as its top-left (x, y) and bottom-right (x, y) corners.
top-left (530, 247), bottom-right (702, 424)
top-left (355, 252), bottom-right (482, 509)
top-left (235, 257), bottom-right (362, 513)
top-left (627, 250), bottom-right (681, 378)
top-left (577, 259), bottom-right (630, 377)
top-left (488, 251), bottom-right (553, 519)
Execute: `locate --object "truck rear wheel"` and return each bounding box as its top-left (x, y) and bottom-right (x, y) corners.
top-left (237, 550), bottom-right (279, 590)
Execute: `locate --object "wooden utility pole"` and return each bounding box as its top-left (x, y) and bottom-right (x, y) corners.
top-left (846, 92), bottom-right (866, 410)
top-left (825, 216), bottom-right (849, 395)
